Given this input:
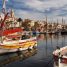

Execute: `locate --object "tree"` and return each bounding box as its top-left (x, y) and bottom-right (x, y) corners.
top-left (22, 19), bottom-right (31, 31)
top-left (34, 21), bottom-right (39, 30)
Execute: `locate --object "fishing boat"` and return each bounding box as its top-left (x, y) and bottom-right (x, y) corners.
top-left (0, 12), bottom-right (37, 54)
top-left (53, 46), bottom-right (67, 67)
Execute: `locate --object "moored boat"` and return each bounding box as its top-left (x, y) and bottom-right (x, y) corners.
top-left (0, 0), bottom-right (37, 54)
top-left (53, 46), bottom-right (67, 67)
top-left (0, 13), bottom-right (37, 54)
top-left (0, 36), bottom-right (37, 54)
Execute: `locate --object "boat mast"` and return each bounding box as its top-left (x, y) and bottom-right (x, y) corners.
top-left (56, 19), bottom-right (59, 46)
top-left (62, 17), bottom-right (65, 47)
top-left (46, 16), bottom-right (47, 33)
top-left (0, 0), bottom-right (8, 43)
top-left (62, 17), bottom-right (63, 29)
top-left (0, 0), bottom-right (6, 43)
top-left (0, 13), bottom-right (8, 43)
top-left (45, 16), bottom-right (48, 56)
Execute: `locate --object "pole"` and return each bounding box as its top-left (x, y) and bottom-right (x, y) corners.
top-left (2, 0), bottom-right (6, 14)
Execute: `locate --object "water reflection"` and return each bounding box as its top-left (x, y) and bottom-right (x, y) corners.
top-left (38, 34), bottom-right (60, 40)
top-left (1, 34), bottom-right (67, 67)
top-left (0, 49), bottom-right (37, 67)
top-left (37, 34), bottom-right (67, 66)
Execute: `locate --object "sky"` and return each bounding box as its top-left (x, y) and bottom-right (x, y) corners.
top-left (0, 0), bottom-right (67, 22)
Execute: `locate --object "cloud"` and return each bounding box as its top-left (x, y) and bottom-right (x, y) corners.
top-left (0, 0), bottom-right (67, 21)
top-left (25, 0), bottom-right (67, 11)
top-left (15, 9), bottom-right (46, 20)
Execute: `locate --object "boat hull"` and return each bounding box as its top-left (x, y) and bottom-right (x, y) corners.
top-left (0, 37), bottom-right (37, 54)
top-left (0, 44), bottom-right (37, 54)
top-left (53, 46), bottom-right (67, 67)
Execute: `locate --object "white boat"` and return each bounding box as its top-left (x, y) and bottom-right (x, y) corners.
top-left (0, 12), bottom-right (37, 54)
top-left (53, 46), bottom-right (67, 67)
top-left (0, 36), bottom-right (37, 54)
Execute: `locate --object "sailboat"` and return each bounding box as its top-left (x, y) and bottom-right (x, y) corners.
top-left (0, 12), bottom-right (37, 54)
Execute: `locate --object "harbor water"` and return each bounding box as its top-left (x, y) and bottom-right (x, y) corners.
top-left (0, 34), bottom-right (67, 67)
